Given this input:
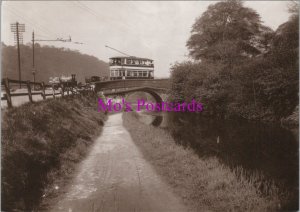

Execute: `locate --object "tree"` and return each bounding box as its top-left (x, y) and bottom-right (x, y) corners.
top-left (287, 0), bottom-right (299, 16)
top-left (170, 0), bottom-right (298, 121)
top-left (187, 0), bottom-right (265, 63)
top-left (270, 3), bottom-right (299, 69)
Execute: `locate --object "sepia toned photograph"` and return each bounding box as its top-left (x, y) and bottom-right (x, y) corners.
top-left (1, 1), bottom-right (299, 211)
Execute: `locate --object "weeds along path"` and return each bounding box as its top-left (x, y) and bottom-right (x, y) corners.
top-left (51, 113), bottom-right (186, 212)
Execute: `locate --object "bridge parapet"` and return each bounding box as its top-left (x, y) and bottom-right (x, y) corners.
top-left (95, 79), bottom-right (170, 91)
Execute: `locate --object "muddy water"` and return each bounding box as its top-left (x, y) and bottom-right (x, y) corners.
top-left (50, 113), bottom-right (186, 212)
top-left (138, 112), bottom-right (299, 210)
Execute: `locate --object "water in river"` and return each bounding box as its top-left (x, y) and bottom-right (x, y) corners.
top-left (137, 111), bottom-right (299, 210)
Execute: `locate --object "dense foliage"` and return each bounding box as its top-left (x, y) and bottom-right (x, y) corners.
top-left (1, 43), bottom-right (109, 83)
top-left (186, 0), bottom-right (272, 62)
top-left (170, 0), bottom-right (299, 121)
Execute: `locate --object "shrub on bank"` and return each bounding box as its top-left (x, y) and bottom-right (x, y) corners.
top-left (169, 57), bottom-right (298, 122)
top-left (1, 94), bottom-right (106, 211)
top-left (123, 112), bottom-right (283, 211)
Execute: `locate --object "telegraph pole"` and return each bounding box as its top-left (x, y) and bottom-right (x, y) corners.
top-left (32, 31), bottom-right (36, 89)
top-left (11, 22), bottom-right (25, 88)
top-left (16, 22), bottom-right (21, 88)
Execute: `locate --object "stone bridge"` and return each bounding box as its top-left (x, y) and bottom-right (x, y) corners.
top-left (94, 79), bottom-right (170, 102)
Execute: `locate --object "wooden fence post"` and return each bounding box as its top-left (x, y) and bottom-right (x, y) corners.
top-left (61, 85), bottom-right (65, 97)
top-left (52, 84), bottom-right (56, 99)
top-left (27, 81), bottom-right (33, 103)
top-left (41, 82), bottom-right (46, 100)
top-left (4, 78), bottom-right (12, 108)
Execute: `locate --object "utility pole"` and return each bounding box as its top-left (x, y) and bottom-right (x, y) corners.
top-left (32, 31), bottom-right (36, 89)
top-left (11, 22), bottom-right (25, 88)
top-left (16, 22), bottom-right (21, 88)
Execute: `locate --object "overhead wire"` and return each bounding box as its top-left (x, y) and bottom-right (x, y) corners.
top-left (75, 1), bottom-right (102, 19)
top-left (4, 4), bottom-right (69, 40)
top-left (4, 6), bottom-right (58, 39)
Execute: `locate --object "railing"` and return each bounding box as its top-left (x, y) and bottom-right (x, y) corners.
top-left (1, 78), bottom-right (93, 108)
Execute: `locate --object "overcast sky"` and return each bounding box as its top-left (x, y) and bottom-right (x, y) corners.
top-left (1, 1), bottom-right (291, 78)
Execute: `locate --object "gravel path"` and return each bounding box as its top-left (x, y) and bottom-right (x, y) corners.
top-left (51, 113), bottom-right (186, 212)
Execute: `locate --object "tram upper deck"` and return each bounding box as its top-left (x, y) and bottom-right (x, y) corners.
top-left (109, 56), bottom-right (154, 80)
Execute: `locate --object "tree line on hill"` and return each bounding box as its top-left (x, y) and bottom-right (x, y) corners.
top-left (1, 43), bottom-right (109, 84)
top-left (169, 0), bottom-right (299, 122)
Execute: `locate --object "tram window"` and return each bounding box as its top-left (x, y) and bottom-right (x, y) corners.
top-left (133, 71), bottom-right (137, 77)
top-left (138, 71), bottom-right (142, 77)
top-left (143, 71), bottom-right (147, 77)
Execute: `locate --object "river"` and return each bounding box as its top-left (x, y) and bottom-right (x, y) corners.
top-left (137, 111), bottom-right (299, 210)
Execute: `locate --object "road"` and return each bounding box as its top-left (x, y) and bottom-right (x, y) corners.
top-left (51, 113), bottom-right (186, 212)
top-left (1, 88), bottom-right (67, 108)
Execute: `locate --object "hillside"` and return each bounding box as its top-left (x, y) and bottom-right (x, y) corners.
top-left (1, 43), bottom-right (109, 83)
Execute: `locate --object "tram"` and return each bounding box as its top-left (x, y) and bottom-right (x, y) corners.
top-left (105, 45), bottom-right (154, 81)
top-left (109, 56), bottom-right (154, 80)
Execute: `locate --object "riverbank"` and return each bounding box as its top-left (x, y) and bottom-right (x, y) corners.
top-left (1, 94), bottom-right (106, 211)
top-left (123, 112), bottom-right (282, 211)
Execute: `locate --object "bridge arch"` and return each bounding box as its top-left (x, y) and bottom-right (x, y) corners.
top-left (94, 79), bottom-right (170, 103)
top-left (102, 87), bottom-right (164, 103)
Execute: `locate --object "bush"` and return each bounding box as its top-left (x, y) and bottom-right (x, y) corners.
top-left (1, 95), bottom-right (106, 211)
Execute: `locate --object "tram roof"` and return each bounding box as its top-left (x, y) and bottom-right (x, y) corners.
top-left (109, 56), bottom-right (153, 61)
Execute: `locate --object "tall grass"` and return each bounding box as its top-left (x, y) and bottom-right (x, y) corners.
top-left (1, 94), bottom-right (106, 211)
top-left (123, 112), bottom-right (283, 211)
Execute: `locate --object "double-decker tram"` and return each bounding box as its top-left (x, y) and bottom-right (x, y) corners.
top-left (109, 56), bottom-right (154, 80)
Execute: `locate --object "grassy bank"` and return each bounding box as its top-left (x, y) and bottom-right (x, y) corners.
top-left (1, 94), bottom-right (106, 211)
top-left (123, 112), bottom-right (282, 211)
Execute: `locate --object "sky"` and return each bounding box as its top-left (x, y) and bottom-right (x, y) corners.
top-left (1, 1), bottom-right (291, 78)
